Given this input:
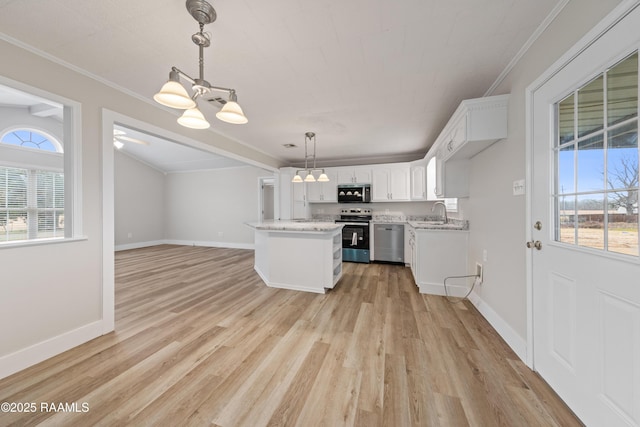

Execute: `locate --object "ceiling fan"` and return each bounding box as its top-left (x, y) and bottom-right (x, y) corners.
top-left (113, 129), bottom-right (150, 149)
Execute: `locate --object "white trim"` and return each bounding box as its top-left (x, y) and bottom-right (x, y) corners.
top-left (468, 291), bottom-right (528, 362)
top-left (114, 239), bottom-right (254, 251)
top-left (417, 282), bottom-right (470, 298)
top-left (114, 240), bottom-right (167, 252)
top-left (524, 0), bottom-right (640, 370)
top-left (164, 239), bottom-right (254, 250)
top-left (102, 113), bottom-right (115, 334)
top-left (0, 235), bottom-right (87, 250)
top-left (0, 320), bottom-right (104, 380)
top-left (484, 0), bottom-right (571, 96)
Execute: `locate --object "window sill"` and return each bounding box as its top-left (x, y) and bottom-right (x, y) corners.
top-left (0, 236), bottom-right (88, 250)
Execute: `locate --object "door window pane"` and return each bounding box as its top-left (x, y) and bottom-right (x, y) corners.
top-left (556, 195), bottom-right (576, 244)
top-left (608, 52), bottom-right (638, 126)
top-left (578, 75), bottom-right (604, 138)
top-left (558, 94), bottom-right (575, 144)
top-left (608, 190), bottom-right (639, 256)
top-left (607, 122), bottom-right (638, 191)
top-left (558, 144), bottom-right (575, 194)
top-left (576, 194), bottom-right (605, 250)
top-left (577, 134), bottom-right (604, 192)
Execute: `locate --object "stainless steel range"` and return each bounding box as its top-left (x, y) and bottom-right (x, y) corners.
top-left (335, 208), bottom-right (372, 263)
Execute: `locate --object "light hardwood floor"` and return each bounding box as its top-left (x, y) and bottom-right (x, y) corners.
top-left (0, 245), bottom-right (581, 426)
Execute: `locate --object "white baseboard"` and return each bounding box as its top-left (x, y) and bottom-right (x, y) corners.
top-left (115, 240), bottom-right (255, 251)
top-left (253, 266), bottom-right (326, 294)
top-left (115, 240), bottom-right (166, 251)
top-left (468, 291), bottom-right (527, 362)
top-left (0, 320), bottom-right (107, 380)
top-left (165, 239), bottom-right (254, 250)
top-left (418, 282), bottom-right (469, 298)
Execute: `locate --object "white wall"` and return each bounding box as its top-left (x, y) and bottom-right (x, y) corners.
top-left (165, 166), bottom-right (271, 248)
top-left (0, 36), bottom-right (280, 379)
top-left (114, 151), bottom-right (165, 249)
top-left (467, 0), bottom-right (622, 344)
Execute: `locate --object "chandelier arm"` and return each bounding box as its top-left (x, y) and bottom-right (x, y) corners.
top-left (171, 67), bottom-right (196, 85)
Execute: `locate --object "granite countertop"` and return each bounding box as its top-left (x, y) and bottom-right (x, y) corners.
top-left (371, 214), bottom-right (468, 230)
top-left (245, 220), bottom-right (343, 232)
top-left (407, 219), bottom-right (469, 231)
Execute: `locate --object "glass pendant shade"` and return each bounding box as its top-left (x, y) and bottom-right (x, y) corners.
top-left (154, 80), bottom-right (196, 109)
top-left (216, 101), bottom-right (248, 124)
top-left (291, 174), bottom-right (303, 183)
top-left (304, 172), bottom-right (316, 182)
top-left (317, 172), bottom-right (329, 182)
top-left (178, 107), bottom-right (211, 129)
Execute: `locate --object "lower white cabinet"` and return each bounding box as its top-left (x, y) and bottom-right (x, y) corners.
top-left (412, 230), bottom-right (469, 296)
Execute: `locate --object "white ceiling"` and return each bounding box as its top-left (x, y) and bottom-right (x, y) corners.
top-left (0, 0), bottom-right (563, 167)
top-left (114, 125), bottom-right (248, 172)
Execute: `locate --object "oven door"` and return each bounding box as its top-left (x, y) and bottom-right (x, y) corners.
top-left (340, 222), bottom-right (369, 250)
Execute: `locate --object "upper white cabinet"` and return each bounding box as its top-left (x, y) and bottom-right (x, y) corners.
top-left (372, 164), bottom-right (410, 201)
top-left (336, 167), bottom-right (371, 184)
top-left (410, 162), bottom-right (427, 201)
top-left (426, 157), bottom-right (438, 201)
top-left (440, 94), bottom-right (509, 162)
top-left (431, 94), bottom-right (509, 198)
top-left (306, 169), bottom-right (338, 203)
top-left (279, 167), bottom-right (310, 219)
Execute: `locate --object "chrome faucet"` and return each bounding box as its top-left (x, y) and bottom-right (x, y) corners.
top-left (432, 201), bottom-right (448, 223)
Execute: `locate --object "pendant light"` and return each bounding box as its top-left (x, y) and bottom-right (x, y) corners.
top-left (153, 0), bottom-right (248, 129)
top-left (292, 132), bottom-right (330, 183)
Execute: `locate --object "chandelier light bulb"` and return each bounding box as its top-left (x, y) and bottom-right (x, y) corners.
top-left (153, 80), bottom-right (196, 109)
top-left (177, 107), bottom-right (211, 129)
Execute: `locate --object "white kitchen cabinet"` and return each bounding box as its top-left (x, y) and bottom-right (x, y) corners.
top-left (426, 157), bottom-right (438, 201)
top-left (372, 164), bottom-right (410, 201)
top-left (306, 169), bottom-right (338, 202)
top-left (413, 230), bottom-right (469, 296)
top-left (336, 167), bottom-right (371, 184)
top-left (291, 179), bottom-right (309, 219)
top-left (429, 94), bottom-right (509, 198)
top-left (405, 224), bottom-right (415, 279)
top-left (410, 162), bottom-right (426, 201)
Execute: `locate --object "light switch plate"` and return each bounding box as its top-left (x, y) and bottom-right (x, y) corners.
top-left (513, 179), bottom-right (525, 196)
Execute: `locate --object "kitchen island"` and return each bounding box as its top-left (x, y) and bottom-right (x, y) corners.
top-left (246, 221), bottom-right (344, 294)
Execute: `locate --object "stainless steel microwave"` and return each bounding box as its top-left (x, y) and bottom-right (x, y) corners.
top-left (337, 184), bottom-right (371, 203)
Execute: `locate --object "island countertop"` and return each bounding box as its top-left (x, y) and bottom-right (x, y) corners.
top-left (245, 220), bottom-right (343, 233)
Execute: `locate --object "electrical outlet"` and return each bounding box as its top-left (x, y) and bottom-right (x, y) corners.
top-left (476, 262), bottom-right (483, 284)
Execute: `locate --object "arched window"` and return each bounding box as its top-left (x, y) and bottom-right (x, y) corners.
top-left (0, 129), bottom-right (65, 242)
top-left (1, 129), bottom-right (63, 152)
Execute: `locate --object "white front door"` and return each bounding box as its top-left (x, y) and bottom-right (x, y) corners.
top-left (531, 6), bottom-right (640, 426)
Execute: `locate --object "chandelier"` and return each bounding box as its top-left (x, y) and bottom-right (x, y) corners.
top-left (153, 0), bottom-right (248, 129)
top-left (292, 132), bottom-right (329, 183)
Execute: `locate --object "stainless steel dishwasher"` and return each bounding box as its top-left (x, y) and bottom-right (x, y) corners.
top-left (373, 223), bottom-right (404, 263)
